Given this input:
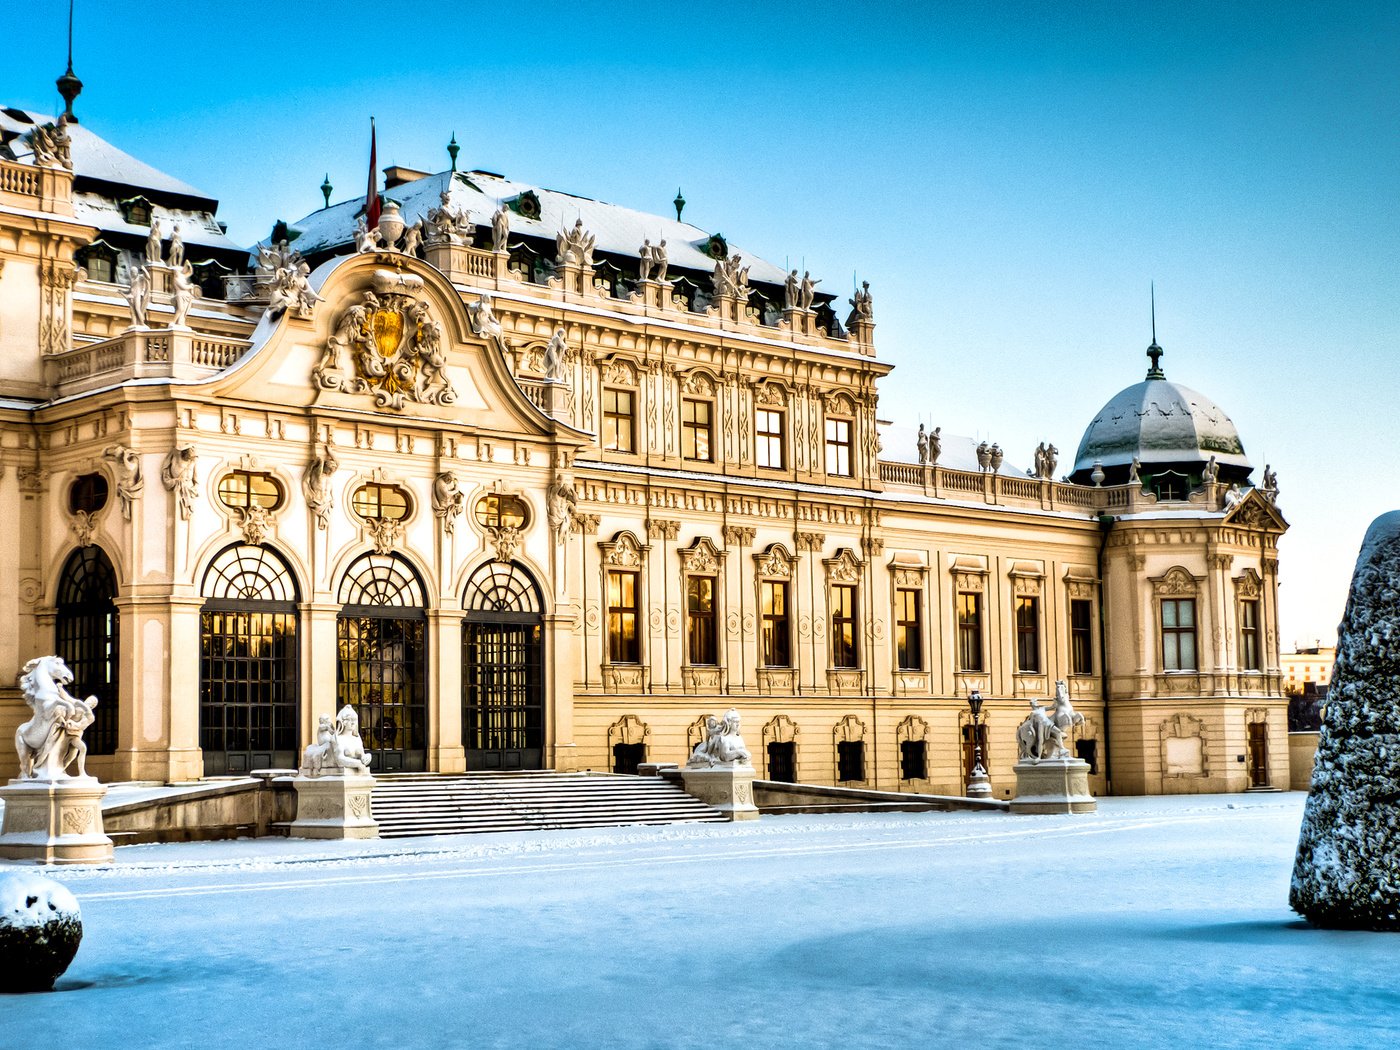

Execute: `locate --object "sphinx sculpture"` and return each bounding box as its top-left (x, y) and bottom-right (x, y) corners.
top-left (687, 708), bottom-right (752, 768)
top-left (299, 705), bottom-right (374, 777)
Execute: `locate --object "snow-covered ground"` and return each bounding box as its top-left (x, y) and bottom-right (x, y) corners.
top-left (4, 793), bottom-right (1397, 1049)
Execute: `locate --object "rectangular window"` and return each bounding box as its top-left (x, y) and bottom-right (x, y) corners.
top-left (687, 575), bottom-right (717, 665)
top-left (837, 740), bottom-right (865, 782)
top-left (1070, 598), bottom-right (1094, 675)
top-left (682, 398), bottom-right (712, 462)
top-left (761, 580), bottom-right (791, 667)
top-left (957, 591), bottom-right (983, 671)
top-left (606, 569), bottom-right (639, 663)
top-left (602, 388), bottom-right (635, 453)
top-left (1240, 599), bottom-right (1260, 671)
top-left (825, 417), bottom-right (852, 477)
top-left (830, 583), bottom-right (858, 668)
top-left (900, 739), bottom-right (927, 781)
top-left (767, 740), bottom-right (796, 782)
top-left (755, 408), bottom-right (785, 469)
top-left (895, 587), bottom-right (922, 670)
top-left (1016, 595), bottom-right (1040, 673)
top-left (1161, 598), bottom-right (1197, 671)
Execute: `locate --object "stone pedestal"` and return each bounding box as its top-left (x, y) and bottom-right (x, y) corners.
top-left (680, 765), bottom-right (759, 821)
top-left (0, 778), bottom-right (114, 864)
top-left (1010, 758), bottom-right (1097, 815)
top-left (287, 775), bottom-right (379, 839)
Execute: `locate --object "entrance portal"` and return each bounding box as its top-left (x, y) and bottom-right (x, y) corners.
top-left (461, 561), bottom-right (545, 771)
top-left (1247, 721), bottom-right (1270, 787)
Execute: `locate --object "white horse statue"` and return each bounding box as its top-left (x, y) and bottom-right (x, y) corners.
top-left (1050, 680), bottom-right (1085, 744)
top-left (15, 655), bottom-right (98, 780)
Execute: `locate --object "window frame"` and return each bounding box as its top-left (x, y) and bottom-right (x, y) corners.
top-left (824, 416), bottom-right (853, 477)
top-left (830, 582), bottom-right (859, 669)
top-left (218, 470), bottom-right (284, 512)
top-left (681, 397), bottom-right (714, 463)
top-left (606, 568), bottom-right (640, 664)
top-left (1069, 598), bottom-right (1094, 676)
top-left (760, 578), bottom-right (792, 668)
top-left (957, 590), bottom-right (984, 672)
top-left (602, 386), bottom-right (636, 454)
top-left (686, 574), bottom-right (718, 666)
top-left (895, 585), bottom-right (923, 671)
top-left (755, 407), bottom-right (785, 470)
top-left (1161, 597), bottom-right (1198, 672)
top-left (1240, 598), bottom-right (1260, 672)
top-left (1015, 595), bottom-right (1041, 673)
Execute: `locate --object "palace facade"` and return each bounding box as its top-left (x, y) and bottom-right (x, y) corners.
top-left (0, 92), bottom-right (1291, 799)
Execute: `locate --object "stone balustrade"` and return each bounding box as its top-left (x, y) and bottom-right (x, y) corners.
top-left (876, 461), bottom-right (1197, 513)
top-left (0, 158), bottom-right (73, 215)
top-left (44, 328), bottom-right (252, 396)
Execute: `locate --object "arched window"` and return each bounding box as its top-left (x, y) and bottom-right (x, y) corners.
top-left (55, 547), bottom-right (119, 755)
top-left (462, 561), bottom-right (545, 771)
top-left (199, 544), bottom-right (300, 775)
top-left (337, 553), bottom-right (427, 773)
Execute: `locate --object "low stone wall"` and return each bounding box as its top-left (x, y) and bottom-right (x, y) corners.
top-left (750, 779), bottom-right (1008, 815)
top-left (103, 776), bottom-right (298, 845)
top-left (1289, 731), bottom-right (1319, 791)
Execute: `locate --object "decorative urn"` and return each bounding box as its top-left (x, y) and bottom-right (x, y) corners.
top-left (377, 200), bottom-right (405, 249)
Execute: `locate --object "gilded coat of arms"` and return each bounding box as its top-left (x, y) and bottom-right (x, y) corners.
top-left (313, 269), bottom-right (455, 411)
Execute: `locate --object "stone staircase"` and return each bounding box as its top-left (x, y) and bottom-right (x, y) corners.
top-left (369, 771), bottom-right (726, 838)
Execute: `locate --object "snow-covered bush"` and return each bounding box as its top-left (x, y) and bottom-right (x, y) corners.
top-left (0, 872), bottom-right (83, 992)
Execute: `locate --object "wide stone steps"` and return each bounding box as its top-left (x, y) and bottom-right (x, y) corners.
top-left (369, 771), bottom-right (725, 838)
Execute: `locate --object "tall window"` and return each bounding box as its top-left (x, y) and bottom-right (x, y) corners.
top-left (825, 417), bottom-right (852, 477)
top-left (900, 740), bottom-right (927, 780)
top-left (1016, 596), bottom-right (1040, 673)
top-left (830, 584), bottom-right (858, 668)
top-left (761, 580), bottom-right (791, 667)
top-left (607, 569), bottom-right (640, 663)
top-left (837, 740), bottom-right (865, 782)
top-left (682, 398), bottom-right (712, 462)
top-left (1240, 599), bottom-right (1260, 671)
top-left (756, 409), bottom-right (785, 469)
top-left (957, 592), bottom-right (983, 671)
top-left (1161, 598), bottom-right (1197, 671)
top-left (1070, 598), bottom-right (1094, 675)
top-left (895, 586), bottom-right (922, 670)
top-left (687, 576), bottom-right (717, 665)
top-left (55, 547), bottom-right (119, 756)
top-left (602, 388), bottom-right (635, 453)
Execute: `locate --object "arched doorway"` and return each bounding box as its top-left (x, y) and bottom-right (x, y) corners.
top-left (461, 560), bottom-right (544, 771)
top-left (337, 552), bottom-right (427, 773)
top-left (54, 546), bottom-right (119, 756)
top-left (199, 544), bottom-right (300, 775)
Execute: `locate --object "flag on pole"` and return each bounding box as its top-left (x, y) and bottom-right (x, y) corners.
top-left (365, 117), bottom-right (381, 229)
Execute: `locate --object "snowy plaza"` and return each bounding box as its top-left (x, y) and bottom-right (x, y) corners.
top-left (5, 792), bottom-right (1396, 1050)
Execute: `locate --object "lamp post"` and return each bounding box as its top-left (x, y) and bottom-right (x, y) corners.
top-left (966, 689), bottom-right (992, 799)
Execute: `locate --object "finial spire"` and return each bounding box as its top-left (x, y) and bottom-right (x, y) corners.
top-left (447, 132), bottom-right (459, 173)
top-left (1145, 281), bottom-right (1165, 379)
top-left (320, 173), bottom-right (333, 209)
top-left (56, 0), bottom-right (82, 123)
top-left (674, 187), bottom-right (685, 222)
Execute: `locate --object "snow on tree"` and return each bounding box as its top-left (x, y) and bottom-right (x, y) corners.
top-left (1291, 511), bottom-right (1400, 930)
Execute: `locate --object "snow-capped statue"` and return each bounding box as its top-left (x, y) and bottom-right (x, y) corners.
top-left (1016, 697), bottom-right (1068, 763)
top-left (1291, 511), bottom-right (1400, 930)
top-left (299, 705), bottom-right (374, 777)
top-left (687, 708), bottom-right (752, 768)
top-left (14, 656), bottom-right (98, 781)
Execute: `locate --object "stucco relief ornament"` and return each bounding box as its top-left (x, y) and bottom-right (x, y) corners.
top-left (103, 444), bottom-right (144, 520)
top-left (365, 516), bottom-right (402, 555)
top-left (432, 472), bottom-right (464, 536)
top-left (302, 448), bottom-right (338, 530)
top-left (15, 656), bottom-right (98, 781)
top-left (314, 271), bottom-right (456, 411)
top-left (69, 510), bottom-right (98, 548)
top-left (161, 446), bottom-right (198, 521)
top-left (235, 504), bottom-right (271, 545)
top-left (547, 476), bottom-right (578, 544)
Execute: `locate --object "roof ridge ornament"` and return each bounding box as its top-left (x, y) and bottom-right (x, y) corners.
top-left (56, 0), bottom-right (82, 123)
top-left (1145, 281), bottom-right (1165, 380)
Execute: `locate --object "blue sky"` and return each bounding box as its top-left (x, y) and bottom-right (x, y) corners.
top-left (9, 1), bottom-right (1398, 645)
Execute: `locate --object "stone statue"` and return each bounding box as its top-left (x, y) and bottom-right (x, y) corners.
top-left (917, 423), bottom-right (929, 466)
top-left (1016, 698), bottom-right (1067, 763)
top-left (161, 446), bottom-right (199, 520)
top-left (990, 444), bottom-right (1004, 472)
top-left (103, 444), bottom-right (144, 520)
top-left (168, 224), bottom-right (184, 269)
top-left (401, 219), bottom-right (424, 258)
top-left (653, 239), bottom-right (668, 283)
top-left (556, 219), bottom-right (595, 267)
top-left (1043, 443), bottom-right (1058, 479)
top-left (492, 203), bottom-right (510, 253)
top-left (783, 269), bottom-right (800, 311)
top-left (432, 471), bottom-right (464, 535)
top-left (543, 327), bottom-right (567, 381)
top-left (26, 122), bottom-right (71, 169)
top-left (171, 261), bottom-right (196, 327)
top-left (1262, 465), bottom-right (1279, 502)
top-left (976, 441), bottom-right (991, 472)
top-left (145, 219), bottom-right (163, 265)
top-left (1031, 442), bottom-right (1046, 479)
top-left (1203, 455), bottom-right (1218, 485)
top-left (1049, 680), bottom-right (1084, 743)
top-left (1128, 456), bottom-right (1141, 484)
top-left (268, 254), bottom-right (321, 319)
top-left (687, 708), bottom-right (752, 768)
top-left (467, 293), bottom-right (507, 351)
top-left (846, 280), bottom-right (873, 327)
top-left (427, 191), bottom-right (472, 245)
top-left (798, 271), bottom-right (819, 311)
top-left (14, 656), bottom-right (98, 781)
top-left (302, 448), bottom-right (338, 530)
top-left (638, 239), bottom-right (654, 282)
top-left (927, 426), bottom-right (941, 465)
top-left (547, 475), bottom-right (578, 544)
top-left (353, 217), bottom-right (380, 253)
top-left (299, 705), bottom-right (373, 777)
top-left (1223, 482), bottom-right (1245, 510)
top-left (123, 266), bottom-right (152, 327)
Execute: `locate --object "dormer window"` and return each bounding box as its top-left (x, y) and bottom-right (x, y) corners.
top-left (510, 190), bottom-right (541, 220)
top-left (76, 240), bottom-right (118, 284)
top-left (118, 196), bottom-right (154, 227)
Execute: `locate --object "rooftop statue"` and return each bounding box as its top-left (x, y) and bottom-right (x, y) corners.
top-left (652, 239), bottom-right (668, 283)
top-left (14, 656), bottom-right (98, 781)
top-left (687, 708), bottom-right (752, 768)
top-left (427, 191), bottom-right (472, 246)
top-left (846, 280), bottom-right (873, 327)
top-left (492, 203), bottom-right (510, 253)
top-left (353, 217), bottom-right (380, 253)
top-left (543, 327), bottom-right (568, 381)
top-left (927, 426), bottom-right (942, 465)
top-left (638, 239), bottom-right (655, 282)
top-left (1128, 456), bottom-right (1141, 484)
top-left (171, 261), bottom-right (196, 327)
top-left (401, 219), bottom-right (424, 258)
top-left (26, 121), bottom-right (72, 170)
top-left (1203, 455), bottom-right (1219, 485)
top-left (556, 219), bottom-right (595, 267)
top-left (917, 424), bottom-right (929, 465)
top-left (1223, 482), bottom-right (1245, 511)
top-left (299, 705), bottom-right (374, 778)
top-left (1262, 465), bottom-right (1279, 503)
top-left (784, 269), bottom-right (799, 311)
top-left (168, 224), bottom-right (184, 269)
top-left (123, 266), bottom-right (152, 328)
top-left (145, 218), bottom-right (163, 265)
top-left (798, 271), bottom-right (819, 311)
top-left (267, 253), bottom-right (321, 319)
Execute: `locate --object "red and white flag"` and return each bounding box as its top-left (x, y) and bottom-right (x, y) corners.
top-left (364, 118), bottom-right (381, 229)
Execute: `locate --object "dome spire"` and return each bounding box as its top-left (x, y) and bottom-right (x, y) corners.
top-left (56, 0), bottom-right (82, 123)
top-left (1146, 281), bottom-right (1165, 379)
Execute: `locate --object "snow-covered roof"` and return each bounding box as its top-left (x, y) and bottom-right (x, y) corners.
top-left (71, 192), bottom-right (243, 254)
top-left (1072, 374), bottom-right (1250, 474)
top-left (281, 170), bottom-right (790, 286)
top-left (0, 107), bottom-right (211, 203)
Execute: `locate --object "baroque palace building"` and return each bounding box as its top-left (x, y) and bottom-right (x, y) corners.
top-left (0, 84), bottom-right (1291, 799)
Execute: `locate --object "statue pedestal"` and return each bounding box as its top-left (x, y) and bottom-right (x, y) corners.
top-left (0, 778), bottom-right (114, 864)
top-left (680, 764), bottom-right (759, 821)
top-left (1010, 758), bottom-right (1096, 815)
top-left (287, 775), bottom-right (379, 839)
